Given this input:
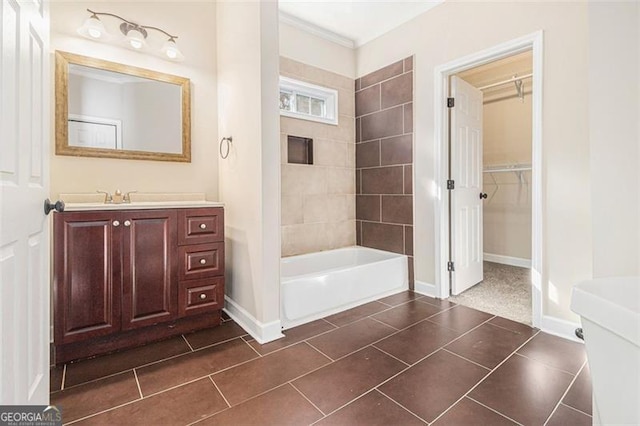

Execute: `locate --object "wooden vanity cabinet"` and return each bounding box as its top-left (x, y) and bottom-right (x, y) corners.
top-left (53, 206), bottom-right (224, 364)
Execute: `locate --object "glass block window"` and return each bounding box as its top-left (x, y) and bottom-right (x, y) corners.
top-left (279, 76), bottom-right (338, 125)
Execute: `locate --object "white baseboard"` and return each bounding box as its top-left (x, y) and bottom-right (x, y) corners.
top-left (484, 253), bottom-right (532, 268)
top-left (540, 314), bottom-right (583, 343)
top-left (414, 280), bottom-right (438, 298)
top-left (223, 296), bottom-right (284, 344)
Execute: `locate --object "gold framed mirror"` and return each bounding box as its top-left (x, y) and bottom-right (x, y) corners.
top-left (55, 51), bottom-right (191, 162)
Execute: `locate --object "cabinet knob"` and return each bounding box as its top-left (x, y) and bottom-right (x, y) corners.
top-left (113, 220), bottom-right (120, 227)
top-left (199, 223), bottom-right (207, 230)
top-left (124, 220), bottom-right (131, 227)
top-left (199, 258), bottom-right (206, 265)
top-left (199, 293), bottom-right (207, 300)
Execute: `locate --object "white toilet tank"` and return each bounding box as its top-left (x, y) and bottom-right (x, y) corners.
top-left (571, 277), bottom-right (640, 425)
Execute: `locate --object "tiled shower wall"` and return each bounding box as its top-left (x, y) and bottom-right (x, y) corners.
top-left (355, 57), bottom-right (414, 285)
top-left (281, 57), bottom-right (356, 257)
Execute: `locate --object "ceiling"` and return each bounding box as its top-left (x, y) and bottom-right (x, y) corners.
top-left (278, 0), bottom-right (444, 48)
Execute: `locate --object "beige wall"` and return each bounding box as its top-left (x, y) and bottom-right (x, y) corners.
top-left (483, 93), bottom-right (533, 261)
top-left (216, 1), bottom-right (281, 330)
top-left (279, 22), bottom-right (356, 78)
top-left (50, 2), bottom-right (218, 199)
top-left (356, 1), bottom-right (592, 322)
top-left (280, 58), bottom-right (356, 257)
top-left (589, 2), bottom-right (640, 277)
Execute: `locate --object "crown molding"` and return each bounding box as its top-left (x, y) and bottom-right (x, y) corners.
top-left (279, 11), bottom-right (355, 49)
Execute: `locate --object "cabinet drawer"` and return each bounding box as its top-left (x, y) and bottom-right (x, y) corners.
top-left (179, 242), bottom-right (224, 281)
top-left (179, 277), bottom-right (224, 316)
top-left (178, 208), bottom-right (224, 245)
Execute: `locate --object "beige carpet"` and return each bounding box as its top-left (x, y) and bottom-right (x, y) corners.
top-left (448, 261), bottom-right (532, 325)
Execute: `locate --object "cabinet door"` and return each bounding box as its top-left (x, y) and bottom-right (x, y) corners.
top-left (121, 210), bottom-right (178, 330)
top-left (54, 212), bottom-right (121, 344)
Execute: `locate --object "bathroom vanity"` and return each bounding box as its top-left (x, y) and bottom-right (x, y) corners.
top-left (53, 201), bottom-right (224, 364)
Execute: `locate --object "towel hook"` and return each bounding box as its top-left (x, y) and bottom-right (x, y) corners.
top-left (219, 136), bottom-right (233, 159)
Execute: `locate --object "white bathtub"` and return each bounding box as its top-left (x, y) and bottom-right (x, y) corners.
top-left (281, 246), bottom-right (409, 329)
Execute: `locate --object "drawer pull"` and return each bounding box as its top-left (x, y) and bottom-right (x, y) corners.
top-left (112, 220), bottom-right (120, 227)
top-left (199, 293), bottom-right (207, 300)
top-left (124, 220), bottom-right (131, 227)
top-left (199, 223), bottom-right (207, 230)
top-left (199, 258), bottom-right (206, 265)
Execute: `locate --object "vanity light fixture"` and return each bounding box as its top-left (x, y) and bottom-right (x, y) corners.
top-left (77, 9), bottom-right (184, 61)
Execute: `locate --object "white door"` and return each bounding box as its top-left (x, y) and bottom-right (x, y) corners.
top-left (1, 0), bottom-right (51, 404)
top-left (450, 76), bottom-right (484, 295)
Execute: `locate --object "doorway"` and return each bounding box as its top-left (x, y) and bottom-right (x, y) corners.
top-left (448, 51), bottom-right (533, 324)
top-left (434, 32), bottom-right (543, 328)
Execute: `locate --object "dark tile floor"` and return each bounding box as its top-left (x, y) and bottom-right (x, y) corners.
top-left (50, 292), bottom-right (592, 425)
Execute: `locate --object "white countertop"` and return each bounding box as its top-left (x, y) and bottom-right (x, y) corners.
top-left (63, 200), bottom-right (224, 211)
top-left (59, 192), bottom-right (223, 211)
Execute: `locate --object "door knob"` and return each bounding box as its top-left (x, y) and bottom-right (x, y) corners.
top-left (480, 193), bottom-right (488, 199)
top-left (44, 199), bottom-right (65, 215)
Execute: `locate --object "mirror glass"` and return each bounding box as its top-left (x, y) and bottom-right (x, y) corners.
top-left (56, 51), bottom-right (191, 162)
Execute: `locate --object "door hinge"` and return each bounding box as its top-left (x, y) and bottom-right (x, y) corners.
top-left (447, 180), bottom-right (455, 190)
top-left (447, 97), bottom-right (455, 108)
top-left (447, 261), bottom-right (455, 272)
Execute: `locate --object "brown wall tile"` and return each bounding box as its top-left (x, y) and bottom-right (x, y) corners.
top-left (356, 220), bottom-right (362, 245)
top-left (361, 60), bottom-right (404, 89)
top-left (361, 222), bottom-right (404, 254)
top-left (356, 117), bottom-right (361, 142)
top-left (361, 106), bottom-right (404, 141)
top-left (404, 56), bottom-right (413, 72)
top-left (405, 226), bottom-right (413, 255)
top-left (404, 103), bottom-right (413, 134)
top-left (355, 78), bottom-right (361, 91)
top-left (404, 165), bottom-right (412, 195)
top-left (356, 85), bottom-right (381, 116)
top-left (381, 135), bottom-right (412, 166)
top-left (356, 195), bottom-right (381, 221)
top-left (356, 140), bottom-right (380, 168)
top-left (381, 195), bottom-right (413, 224)
top-left (356, 170), bottom-right (361, 194)
top-left (381, 73), bottom-right (413, 109)
top-left (361, 166), bottom-right (404, 195)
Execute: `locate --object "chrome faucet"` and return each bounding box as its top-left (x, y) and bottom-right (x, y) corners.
top-left (97, 190), bottom-right (113, 204)
top-left (97, 190), bottom-right (137, 204)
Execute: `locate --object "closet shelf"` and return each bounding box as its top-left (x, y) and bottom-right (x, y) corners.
top-left (483, 164), bottom-right (532, 173)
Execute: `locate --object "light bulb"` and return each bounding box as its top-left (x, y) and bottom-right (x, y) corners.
top-left (161, 38), bottom-right (183, 61)
top-left (78, 15), bottom-right (106, 40)
top-left (88, 27), bottom-right (101, 38)
top-left (126, 29), bottom-right (146, 49)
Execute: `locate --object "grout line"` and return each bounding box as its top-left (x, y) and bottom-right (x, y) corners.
top-left (441, 348), bottom-right (492, 371)
top-left (373, 346), bottom-right (410, 367)
top-left (314, 388), bottom-right (382, 423)
top-left (428, 329), bottom-right (540, 425)
top-left (57, 336), bottom-right (249, 392)
top-left (558, 402), bottom-right (592, 418)
top-left (302, 341), bottom-right (334, 363)
top-left (542, 361), bottom-right (588, 425)
top-left (512, 352), bottom-right (578, 377)
top-left (466, 396), bottom-right (524, 425)
top-left (290, 382), bottom-right (327, 418)
top-left (243, 339), bottom-right (264, 358)
top-left (485, 320), bottom-right (537, 335)
top-left (368, 316), bottom-right (400, 331)
top-left (132, 369), bottom-right (144, 399)
top-left (182, 334), bottom-right (195, 352)
top-left (376, 388), bottom-right (432, 424)
top-left (209, 376), bottom-right (231, 409)
top-left (60, 364), bottom-right (66, 391)
top-left (304, 341), bottom-right (336, 362)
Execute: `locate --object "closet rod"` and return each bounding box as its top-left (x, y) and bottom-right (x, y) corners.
top-left (479, 73), bottom-right (533, 91)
